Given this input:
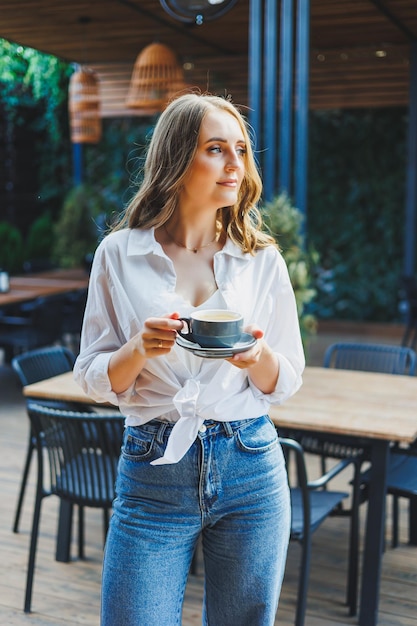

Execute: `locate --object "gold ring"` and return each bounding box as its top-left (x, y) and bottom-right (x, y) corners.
top-left (158, 340), bottom-right (163, 348)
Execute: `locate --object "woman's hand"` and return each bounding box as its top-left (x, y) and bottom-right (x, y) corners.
top-left (108, 313), bottom-right (183, 394)
top-left (136, 312), bottom-right (184, 358)
top-left (227, 325), bottom-right (280, 394)
top-left (227, 325), bottom-right (265, 369)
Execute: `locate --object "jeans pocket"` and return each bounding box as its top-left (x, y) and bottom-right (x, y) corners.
top-left (122, 426), bottom-right (158, 461)
top-left (235, 415), bottom-right (278, 454)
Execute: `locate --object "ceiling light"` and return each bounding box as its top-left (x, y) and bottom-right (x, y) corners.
top-left (126, 43), bottom-right (187, 113)
top-left (68, 67), bottom-right (101, 144)
top-left (159, 0), bottom-right (238, 24)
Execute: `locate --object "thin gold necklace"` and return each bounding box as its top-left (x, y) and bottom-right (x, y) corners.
top-left (163, 224), bottom-right (219, 254)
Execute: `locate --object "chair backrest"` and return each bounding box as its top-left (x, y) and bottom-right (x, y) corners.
top-left (12, 346), bottom-right (76, 386)
top-left (323, 342), bottom-right (416, 376)
top-left (27, 402), bottom-right (124, 507)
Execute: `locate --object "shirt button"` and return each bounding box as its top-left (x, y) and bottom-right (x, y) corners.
top-left (199, 424), bottom-right (207, 433)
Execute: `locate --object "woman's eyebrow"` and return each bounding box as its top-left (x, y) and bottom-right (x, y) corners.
top-left (204, 136), bottom-right (226, 143)
top-left (204, 136), bottom-right (246, 144)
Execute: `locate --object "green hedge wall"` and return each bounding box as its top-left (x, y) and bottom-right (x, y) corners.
top-left (308, 108), bottom-right (408, 322)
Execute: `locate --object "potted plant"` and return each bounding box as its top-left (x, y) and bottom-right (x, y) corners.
top-left (261, 192), bottom-right (319, 345)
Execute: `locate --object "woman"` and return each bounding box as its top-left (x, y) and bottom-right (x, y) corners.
top-left (74, 93), bottom-right (305, 626)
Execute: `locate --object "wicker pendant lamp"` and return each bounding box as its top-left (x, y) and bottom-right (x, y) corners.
top-left (68, 67), bottom-right (101, 143)
top-left (126, 43), bottom-right (187, 113)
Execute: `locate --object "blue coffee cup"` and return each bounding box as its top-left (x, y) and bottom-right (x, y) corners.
top-left (178, 309), bottom-right (243, 348)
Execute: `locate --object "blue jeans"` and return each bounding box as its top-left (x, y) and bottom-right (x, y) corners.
top-left (101, 415), bottom-right (290, 626)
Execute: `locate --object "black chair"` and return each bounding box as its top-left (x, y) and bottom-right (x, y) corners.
top-left (323, 341), bottom-right (416, 375)
top-left (280, 341), bottom-right (416, 616)
top-left (23, 402), bottom-right (124, 613)
top-left (0, 295), bottom-right (65, 364)
top-left (279, 436), bottom-right (352, 626)
top-left (11, 346), bottom-right (95, 537)
top-left (360, 442), bottom-right (417, 549)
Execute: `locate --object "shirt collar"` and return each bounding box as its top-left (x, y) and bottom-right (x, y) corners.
top-left (126, 227), bottom-right (160, 257)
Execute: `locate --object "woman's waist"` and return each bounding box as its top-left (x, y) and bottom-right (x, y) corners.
top-left (126, 415), bottom-right (267, 436)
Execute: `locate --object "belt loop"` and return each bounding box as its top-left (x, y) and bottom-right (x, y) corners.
top-left (222, 422), bottom-right (234, 437)
top-left (156, 422), bottom-right (168, 443)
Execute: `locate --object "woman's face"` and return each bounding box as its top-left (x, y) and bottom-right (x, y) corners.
top-left (180, 109), bottom-right (246, 212)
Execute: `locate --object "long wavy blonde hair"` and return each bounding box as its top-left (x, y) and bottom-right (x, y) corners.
top-left (112, 93), bottom-right (276, 253)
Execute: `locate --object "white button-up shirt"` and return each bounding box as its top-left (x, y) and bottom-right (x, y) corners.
top-left (73, 227), bottom-right (305, 464)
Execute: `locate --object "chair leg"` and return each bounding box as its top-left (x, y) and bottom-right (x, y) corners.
top-left (103, 508), bottom-right (110, 546)
top-left (78, 506), bottom-right (85, 559)
top-left (13, 431), bottom-right (35, 533)
top-left (24, 490), bottom-right (43, 613)
top-left (320, 455), bottom-right (328, 489)
top-left (56, 500), bottom-right (74, 562)
top-left (392, 495), bottom-right (399, 548)
top-left (295, 535), bottom-right (311, 626)
top-left (409, 496), bottom-right (417, 545)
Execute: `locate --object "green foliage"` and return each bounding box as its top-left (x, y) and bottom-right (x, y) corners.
top-left (52, 185), bottom-right (110, 268)
top-left (25, 212), bottom-right (55, 262)
top-left (261, 193), bottom-right (319, 343)
top-left (308, 108), bottom-right (407, 322)
top-left (83, 117), bottom-right (153, 211)
top-left (1, 39), bottom-right (73, 229)
top-left (0, 221), bottom-right (23, 273)
top-left (0, 38), bottom-right (71, 141)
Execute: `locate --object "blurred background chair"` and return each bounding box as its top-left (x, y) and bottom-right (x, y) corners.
top-left (23, 403), bottom-right (124, 613)
top-left (11, 346), bottom-right (99, 563)
top-left (278, 436), bottom-right (353, 626)
top-left (279, 341), bottom-right (416, 616)
top-left (323, 341), bottom-right (416, 375)
top-left (0, 295), bottom-right (65, 364)
top-left (360, 441), bottom-right (417, 549)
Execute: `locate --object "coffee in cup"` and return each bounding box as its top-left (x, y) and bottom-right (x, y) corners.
top-left (178, 309), bottom-right (243, 348)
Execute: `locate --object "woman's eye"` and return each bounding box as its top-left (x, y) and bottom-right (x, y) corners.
top-left (209, 146), bottom-right (221, 153)
top-left (237, 146), bottom-right (247, 156)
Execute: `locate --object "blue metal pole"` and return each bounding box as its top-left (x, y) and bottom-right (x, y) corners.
top-left (263, 0), bottom-right (278, 200)
top-left (294, 0), bottom-right (310, 232)
top-left (404, 42), bottom-right (417, 276)
top-left (279, 0), bottom-right (294, 196)
top-left (72, 142), bottom-right (83, 186)
top-left (248, 0), bottom-right (262, 164)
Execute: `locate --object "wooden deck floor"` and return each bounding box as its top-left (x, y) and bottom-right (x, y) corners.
top-left (1, 325), bottom-right (417, 625)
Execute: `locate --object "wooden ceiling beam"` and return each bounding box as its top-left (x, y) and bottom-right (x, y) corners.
top-left (369, 0), bottom-right (417, 42)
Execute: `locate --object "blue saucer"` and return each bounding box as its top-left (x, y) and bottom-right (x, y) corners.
top-left (176, 332), bottom-right (257, 359)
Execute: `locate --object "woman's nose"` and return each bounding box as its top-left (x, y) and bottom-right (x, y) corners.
top-left (226, 151), bottom-right (241, 169)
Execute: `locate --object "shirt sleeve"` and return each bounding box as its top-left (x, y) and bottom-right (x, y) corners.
top-left (73, 240), bottom-right (136, 407)
top-left (248, 248), bottom-right (305, 405)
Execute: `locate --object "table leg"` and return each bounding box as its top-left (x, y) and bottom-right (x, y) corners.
top-left (359, 439), bottom-right (389, 626)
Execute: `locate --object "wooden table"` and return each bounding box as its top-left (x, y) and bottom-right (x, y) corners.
top-left (24, 371), bottom-right (96, 405)
top-left (24, 366), bottom-right (417, 626)
top-left (270, 366), bottom-right (417, 626)
top-left (0, 270), bottom-right (89, 308)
